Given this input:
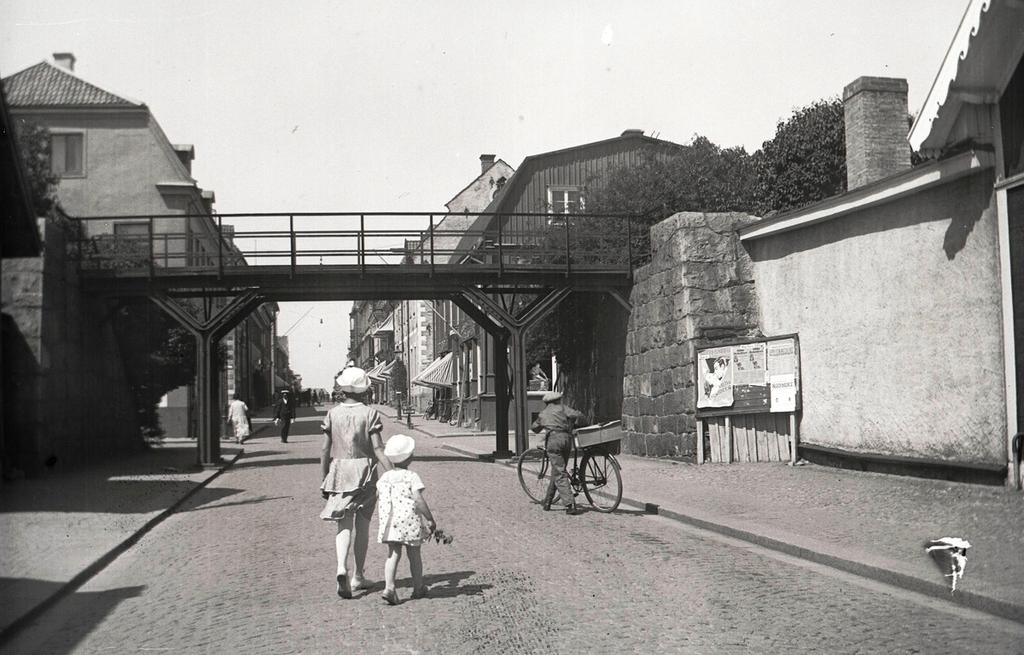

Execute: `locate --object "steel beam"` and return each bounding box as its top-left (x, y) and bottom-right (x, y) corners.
top-left (151, 290), bottom-right (263, 468)
top-left (450, 294), bottom-right (511, 456)
top-left (461, 286), bottom-right (573, 455)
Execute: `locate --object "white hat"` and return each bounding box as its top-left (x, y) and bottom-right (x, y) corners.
top-left (336, 367), bottom-right (370, 393)
top-left (542, 391), bottom-right (563, 403)
top-left (384, 434), bottom-right (415, 463)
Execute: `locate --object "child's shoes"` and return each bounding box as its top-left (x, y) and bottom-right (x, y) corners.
top-left (410, 586), bottom-right (429, 600)
top-left (381, 588), bottom-right (400, 606)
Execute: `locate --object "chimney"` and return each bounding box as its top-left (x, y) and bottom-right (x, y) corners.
top-left (53, 52), bottom-right (76, 71)
top-left (621, 129), bottom-right (644, 137)
top-left (843, 76), bottom-right (911, 189)
top-left (173, 144), bottom-right (195, 174)
top-left (201, 189), bottom-right (215, 215)
top-left (479, 154), bottom-right (495, 174)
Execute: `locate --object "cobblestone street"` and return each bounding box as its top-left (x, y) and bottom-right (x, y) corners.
top-left (7, 409), bottom-right (1024, 654)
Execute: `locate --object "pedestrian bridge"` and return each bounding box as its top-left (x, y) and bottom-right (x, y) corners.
top-left (72, 212), bottom-right (639, 466)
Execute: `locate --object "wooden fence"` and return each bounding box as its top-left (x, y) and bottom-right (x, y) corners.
top-left (698, 412), bottom-right (797, 464)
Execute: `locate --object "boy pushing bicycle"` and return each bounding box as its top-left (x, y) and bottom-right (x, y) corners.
top-left (530, 391), bottom-right (585, 516)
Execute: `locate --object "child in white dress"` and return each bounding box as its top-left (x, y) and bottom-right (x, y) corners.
top-left (376, 434), bottom-right (436, 605)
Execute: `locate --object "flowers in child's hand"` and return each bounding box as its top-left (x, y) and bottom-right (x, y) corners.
top-left (430, 528), bottom-right (453, 545)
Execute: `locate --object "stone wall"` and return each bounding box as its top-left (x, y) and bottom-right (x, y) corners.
top-left (2, 218), bottom-right (139, 477)
top-left (622, 212), bottom-right (761, 459)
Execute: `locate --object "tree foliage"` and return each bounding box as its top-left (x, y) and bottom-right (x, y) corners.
top-left (13, 118), bottom-right (59, 216)
top-left (754, 98), bottom-right (846, 214)
top-left (588, 136), bottom-right (758, 225)
top-left (112, 305), bottom-right (199, 437)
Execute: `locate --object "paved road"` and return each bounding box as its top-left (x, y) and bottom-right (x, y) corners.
top-left (7, 409), bottom-right (1023, 654)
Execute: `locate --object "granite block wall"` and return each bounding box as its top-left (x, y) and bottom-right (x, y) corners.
top-left (2, 218), bottom-right (139, 476)
top-left (622, 212), bottom-right (761, 459)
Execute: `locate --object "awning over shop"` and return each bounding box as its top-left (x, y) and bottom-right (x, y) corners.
top-left (412, 352), bottom-right (454, 390)
top-left (373, 315), bottom-right (394, 335)
top-left (368, 359), bottom-right (395, 382)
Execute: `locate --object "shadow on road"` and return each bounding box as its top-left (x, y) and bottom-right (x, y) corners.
top-left (0, 577), bottom-right (144, 654)
top-left (413, 455), bottom-right (489, 464)
top-left (232, 457), bottom-right (321, 470)
top-left (180, 495), bottom-right (294, 513)
top-left (232, 449), bottom-right (288, 459)
top-left (350, 570), bottom-right (491, 600)
top-left (419, 570), bottom-right (492, 599)
top-left (0, 481), bottom-right (243, 515)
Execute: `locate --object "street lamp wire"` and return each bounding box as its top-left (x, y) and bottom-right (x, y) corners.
top-left (282, 305), bottom-right (315, 336)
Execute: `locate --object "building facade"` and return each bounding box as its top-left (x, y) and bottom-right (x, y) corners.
top-left (450, 132), bottom-right (687, 430)
top-left (3, 54), bottom-right (277, 439)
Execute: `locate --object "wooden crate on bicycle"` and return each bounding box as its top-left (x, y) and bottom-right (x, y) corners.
top-left (574, 420), bottom-right (622, 455)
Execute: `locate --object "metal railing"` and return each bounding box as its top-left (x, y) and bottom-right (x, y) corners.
top-left (71, 212), bottom-right (640, 279)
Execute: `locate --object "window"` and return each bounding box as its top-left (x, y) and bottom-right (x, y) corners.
top-left (113, 222), bottom-right (149, 236)
top-left (547, 186), bottom-right (584, 214)
top-left (50, 133), bottom-right (84, 176)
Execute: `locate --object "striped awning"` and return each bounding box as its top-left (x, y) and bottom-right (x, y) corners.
top-left (366, 360), bottom-right (390, 382)
top-left (368, 359), bottom-right (396, 382)
top-left (373, 315), bottom-right (394, 335)
top-left (412, 352), bottom-right (454, 390)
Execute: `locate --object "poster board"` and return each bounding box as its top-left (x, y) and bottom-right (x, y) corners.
top-left (695, 335), bottom-right (800, 418)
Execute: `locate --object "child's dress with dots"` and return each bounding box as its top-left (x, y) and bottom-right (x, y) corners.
top-left (376, 468), bottom-right (428, 546)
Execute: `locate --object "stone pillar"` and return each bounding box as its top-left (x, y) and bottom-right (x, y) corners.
top-left (622, 212), bottom-right (761, 459)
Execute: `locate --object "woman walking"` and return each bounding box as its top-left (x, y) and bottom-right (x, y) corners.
top-left (226, 394), bottom-right (251, 444)
top-left (319, 367), bottom-right (393, 598)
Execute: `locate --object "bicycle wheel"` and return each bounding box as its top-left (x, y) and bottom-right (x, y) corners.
top-left (581, 453), bottom-right (622, 512)
top-left (517, 448), bottom-right (550, 504)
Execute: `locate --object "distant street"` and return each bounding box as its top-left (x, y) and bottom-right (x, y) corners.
top-left (7, 406), bottom-right (1023, 654)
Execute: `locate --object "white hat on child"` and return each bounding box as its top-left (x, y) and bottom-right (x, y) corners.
top-left (384, 434), bottom-right (415, 463)
top-left (336, 367), bottom-right (370, 393)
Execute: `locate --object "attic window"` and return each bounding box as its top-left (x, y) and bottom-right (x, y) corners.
top-left (493, 176), bottom-right (507, 199)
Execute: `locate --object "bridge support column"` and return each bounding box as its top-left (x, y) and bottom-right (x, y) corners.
top-left (451, 294), bottom-right (512, 457)
top-left (151, 291), bottom-right (264, 468)
top-left (493, 332), bottom-right (510, 457)
top-left (460, 287), bottom-right (573, 455)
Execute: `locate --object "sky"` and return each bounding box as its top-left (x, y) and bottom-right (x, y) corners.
top-left (1, 0), bottom-right (971, 388)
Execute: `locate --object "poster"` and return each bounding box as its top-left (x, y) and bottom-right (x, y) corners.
top-left (732, 343), bottom-right (767, 387)
top-left (770, 374), bottom-right (796, 412)
top-left (766, 339), bottom-right (797, 376)
top-left (696, 336), bottom-right (800, 416)
top-left (697, 346), bottom-right (734, 408)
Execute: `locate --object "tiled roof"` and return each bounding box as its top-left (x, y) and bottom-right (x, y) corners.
top-left (2, 61), bottom-right (140, 108)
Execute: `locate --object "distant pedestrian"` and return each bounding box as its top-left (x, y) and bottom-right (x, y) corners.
top-left (226, 394), bottom-right (251, 444)
top-left (376, 434), bottom-right (436, 605)
top-left (531, 391), bottom-right (585, 515)
top-left (274, 389), bottom-right (297, 443)
top-left (319, 367), bottom-right (393, 599)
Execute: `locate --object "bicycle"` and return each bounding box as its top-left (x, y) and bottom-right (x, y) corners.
top-left (517, 433), bottom-right (623, 512)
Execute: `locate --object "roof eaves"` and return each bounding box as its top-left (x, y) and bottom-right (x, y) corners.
top-left (909, 0), bottom-right (1003, 155)
top-left (739, 149), bottom-right (994, 241)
